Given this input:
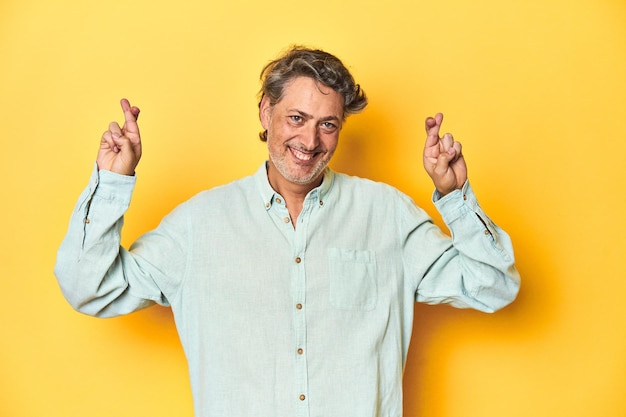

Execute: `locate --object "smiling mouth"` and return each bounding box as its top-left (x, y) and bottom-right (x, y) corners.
top-left (290, 147), bottom-right (320, 162)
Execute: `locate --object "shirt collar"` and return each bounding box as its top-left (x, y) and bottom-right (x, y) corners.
top-left (254, 161), bottom-right (335, 211)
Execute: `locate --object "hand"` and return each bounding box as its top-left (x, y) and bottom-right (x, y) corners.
top-left (97, 98), bottom-right (142, 176)
top-left (423, 113), bottom-right (467, 196)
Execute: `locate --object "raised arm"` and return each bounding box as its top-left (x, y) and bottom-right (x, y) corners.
top-left (97, 98), bottom-right (142, 175)
top-left (416, 113), bottom-right (520, 312)
top-left (55, 98), bottom-right (176, 317)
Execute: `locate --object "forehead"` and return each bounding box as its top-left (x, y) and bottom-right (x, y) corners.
top-left (278, 76), bottom-right (344, 117)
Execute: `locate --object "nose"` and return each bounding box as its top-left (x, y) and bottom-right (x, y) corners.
top-left (301, 123), bottom-right (320, 150)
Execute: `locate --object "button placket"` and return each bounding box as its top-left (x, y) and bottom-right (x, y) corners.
top-left (293, 248), bottom-right (308, 415)
top-left (292, 196), bottom-right (316, 417)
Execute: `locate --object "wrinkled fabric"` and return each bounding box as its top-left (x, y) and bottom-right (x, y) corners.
top-left (55, 162), bottom-right (520, 417)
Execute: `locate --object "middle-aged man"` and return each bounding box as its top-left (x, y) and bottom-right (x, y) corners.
top-left (55, 46), bottom-right (520, 417)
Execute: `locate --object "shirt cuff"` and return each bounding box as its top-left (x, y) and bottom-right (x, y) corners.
top-left (432, 180), bottom-right (480, 225)
top-left (90, 163), bottom-right (137, 205)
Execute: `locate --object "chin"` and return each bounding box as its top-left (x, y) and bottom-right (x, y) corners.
top-left (285, 164), bottom-right (327, 185)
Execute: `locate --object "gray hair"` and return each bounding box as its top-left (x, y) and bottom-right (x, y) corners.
top-left (258, 45), bottom-right (368, 141)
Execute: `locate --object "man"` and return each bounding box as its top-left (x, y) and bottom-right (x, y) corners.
top-left (55, 46), bottom-right (520, 417)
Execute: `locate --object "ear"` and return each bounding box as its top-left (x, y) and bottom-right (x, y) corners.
top-left (259, 95), bottom-right (272, 130)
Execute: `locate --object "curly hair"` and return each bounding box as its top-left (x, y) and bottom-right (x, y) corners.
top-left (258, 46), bottom-right (368, 141)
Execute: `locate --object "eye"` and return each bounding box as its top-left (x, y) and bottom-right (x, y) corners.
top-left (289, 115), bottom-right (303, 123)
top-left (321, 121), bottom-right (338, 132)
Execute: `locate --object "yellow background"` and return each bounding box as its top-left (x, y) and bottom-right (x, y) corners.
top-left (1, 0), bottom-right (625, 416)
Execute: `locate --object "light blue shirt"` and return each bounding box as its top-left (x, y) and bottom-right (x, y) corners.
top-left (55, 162), bottom-right (520, 417)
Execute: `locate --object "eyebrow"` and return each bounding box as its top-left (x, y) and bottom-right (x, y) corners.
top-left (289, 109), bottom-right (341, 123)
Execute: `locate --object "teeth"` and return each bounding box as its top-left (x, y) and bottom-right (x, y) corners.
top-left (292, 148), bottom-right (314, 161)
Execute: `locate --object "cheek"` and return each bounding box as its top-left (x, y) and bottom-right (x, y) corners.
top-left (273, 124), bottom-right (301, 144)
top-left (322, 134), bottom-right (339, 152)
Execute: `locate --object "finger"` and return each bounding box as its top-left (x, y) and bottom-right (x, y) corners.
top-left (126, 104), bottom-right (140, 121)
top-left (425, 113), bottom-right (443, 133)
top-left (120, 98), bottom-right (140, 136)
top-left (424, 112), bottom-right (443, 147)
top-left (125, 99), bottom-right (140, 120)
top-left (440, 132), bottom-right (454, 153)
top-left (435, 151), bottom-right (455, 174)
top-left (101, 130), bottom-right (120, 153)
top-left (109, 122), bottom-right (123, 139)
top-left (443, 142), bottom-right (463, 165)
top-left (451, 141), bottom-right (462, 157)
top-left (436, 139), bottom-right (460, 167)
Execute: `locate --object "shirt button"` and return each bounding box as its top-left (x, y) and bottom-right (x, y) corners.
top-left (297, 348), bottom-right (303, 355)
top-left (276, 198), bottom-right (282, 204)
top-left (484, 229), bottom-right (490, 235)
top-left (85, 218), bottom-right (90, 224)
top-left (296, 303), bottom-right (303, 310)
top-left (283, 217), bottom-right (290, 223)
top-left (463, 195), bottom-right (467, 200)
top-left (265, 202), bottom-right (270, 208)
top-left (319, 200), bottom-right (324, 206)
top-left (299, 394), bottom-right (306, 401)
top-left (295, 257), bottom-right (301, 263)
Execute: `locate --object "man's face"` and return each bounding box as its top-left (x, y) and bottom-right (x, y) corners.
top-left (260, 76), bottom-right (344, 192)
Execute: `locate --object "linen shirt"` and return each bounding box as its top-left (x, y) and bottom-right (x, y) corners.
top-left (55, 162), bottom-right (520, 417)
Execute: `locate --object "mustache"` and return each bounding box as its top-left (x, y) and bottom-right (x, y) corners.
top-left (288, 142), bottom-right (327, 154)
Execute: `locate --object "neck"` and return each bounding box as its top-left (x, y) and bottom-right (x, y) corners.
top-left (266, 163), bottom-right (324, 227)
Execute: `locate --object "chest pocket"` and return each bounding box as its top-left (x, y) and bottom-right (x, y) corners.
top-left (328, 248), bottom-right (377, 311)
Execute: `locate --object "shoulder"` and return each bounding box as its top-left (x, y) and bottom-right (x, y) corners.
top-left (330, 171), bottom-right (431, 222)
top-left (195, 174), bottom-right (255, 202)
top-left (331, 171), bottom-right (412, 201)
top-left (169, 174), bottom-right (256, 216)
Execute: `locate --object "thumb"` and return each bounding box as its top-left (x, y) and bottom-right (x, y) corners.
top-left (435, 148), bottom-right (456, 170)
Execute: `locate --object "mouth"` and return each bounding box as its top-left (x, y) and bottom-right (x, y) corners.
top-left (289, 147), bottom-right (321, 163)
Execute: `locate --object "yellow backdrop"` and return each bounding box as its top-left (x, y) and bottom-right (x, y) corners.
top-left (1, 0), bottom-right (624, 416)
